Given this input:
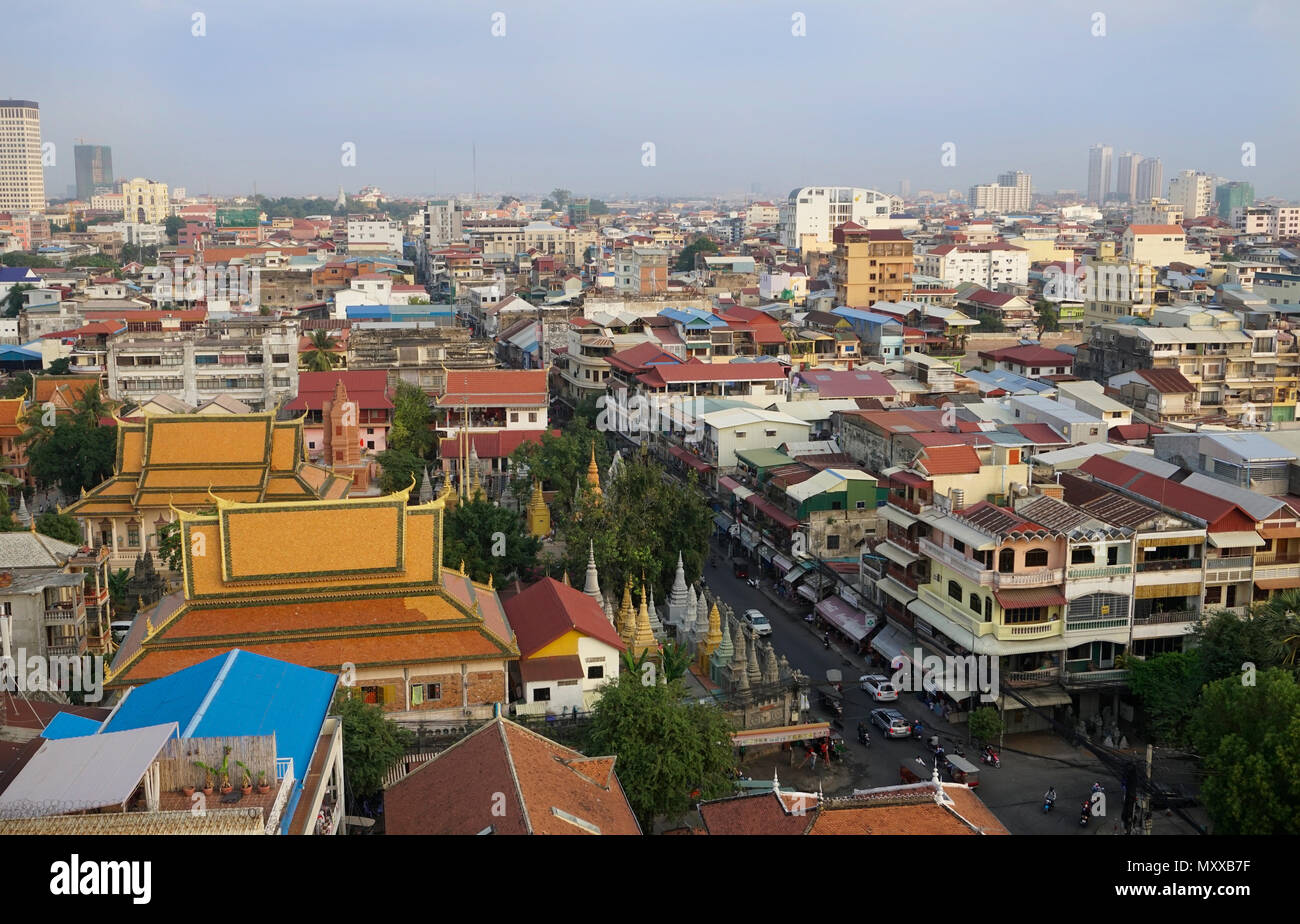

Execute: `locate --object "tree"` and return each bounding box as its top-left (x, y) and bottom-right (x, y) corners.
top-left (0, 253), bottom-right (56, 268)
top-left (2, 283), bottom-right (35, 318)
top-left (548, 188), bottom-right (572, 209)
top-left (333, 689), bottom-right (414, 806)
top-left (69, 254), bottom-right (115, 268)
top-left (163, 215), bottom-right (185, 245)
top-left (442, 496), bottom-right (541, 586)
top-left (1123, 649), bottom-right (1205, 745)
top-left (974, 314), bottom-right (1005, 333)
top-left (35, 512), bottom-right (81, 544)
top-left (46, 358), bottom-right (71, 375)
top-left (157, 521), bottom-right (182, 571)
top-left (375, 448), bottom-right (426, 495)
top-left (302, 329), bottom-right (340, 372)
top-left (107, 568), bottom-right (130, 610)
top-left (26, 418), bottom-right (115, 496)
top-left (674, 235), bottom-right (719, 272)
top-left (387, 381), bottom-right (434, 457)
top-left (1034, 300), bottom-right (1060, 336)
top-left (0, 495), bottom-right (19, 532)
top-left (588, 199), bottom-right (610, 216)
top-left (584, 673), bottom-right (736, 831)
top-left (1188, 669), bottom-right (1300, 834)
top-left (966, 706), bottom-right (1004, 745)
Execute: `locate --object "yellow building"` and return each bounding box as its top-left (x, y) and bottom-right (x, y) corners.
top-left (105, 484), bottom-right (519, 721)
top-left (120, 177), bottom-right (170, 224)
top-left (64, 413), bottom-right (350, 569)
top-left (832, 224), bottom-right (912, 308)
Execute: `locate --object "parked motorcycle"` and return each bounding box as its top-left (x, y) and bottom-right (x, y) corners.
top-left (1080, 802), bottom-right (1090, 827)
top-left (747, 577), bottom-right (760, 589)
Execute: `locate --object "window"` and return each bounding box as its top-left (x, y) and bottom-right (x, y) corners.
top-left (952, 539), bottom-right (965, 554)
top-left (969, 593), bottom-right (981, 614)
top-left (948, 580), bottom-right (962, 601)
top-left (856, 500), bottom-right (867, 509)
top-left (984, 598), bottom-right (993, 622)
top-left (529, 412), bottom-right (538, 423)
top-left (736, 431), bottom-right (747, 438)
top-left (826, 534), bottom-right (840, 550)
top-left (587, 664), bottom-right (604, 680)
top-left (998, 549), bottom-right (1015, 572)
top-left (510, 412), bottom-right (519, 423)
top-left (533, 686), bottom-right (551, 702)
top-left (410, 682), bottom-right (441, 705)
top-left (1071, 547), bottom-right (1095, 565)
top-left (1024, 549), bottom-right (1049, 568)
top-left (1204, 586), bottom-right (1222, 604)
top-left (1004, 606), bottom-right (1045, 624)
top-left (1107, 546), bottom-right (1120, 566)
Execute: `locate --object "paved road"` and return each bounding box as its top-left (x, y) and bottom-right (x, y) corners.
top-left (703, 535), bottom-right (1136, 834)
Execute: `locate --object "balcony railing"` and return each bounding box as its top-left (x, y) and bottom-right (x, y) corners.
top-left (1133, 609), bottom-right (1199, 625)
top-left (1136, 557), bottom-right (1202, 573)
top-left (1061, 667), bottom-right (1129, 688)
top-left (1205, 555), bottom-right (1253, 572)
top-left (43, 608), bottom-right (83, 625)
top-left (46, 640), bottom-right (85, 657)
top-left (919, 538), bottom-right (990, 586)
top-left (1066, 563), bottom-right (1132, 580)
top-left (997, 621), bottom-right (1061, 640)
top-left (1004, 668), bottom-right (1059, 688)
top-left (1065, 616), bottom-right (1130, 633)
top-left (993, 568), bottom-right (1063, 588)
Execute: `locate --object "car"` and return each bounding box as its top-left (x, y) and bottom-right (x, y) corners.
top-left (109, 620), bottom-right (133, 644)
top-left (859, 674), bottom-right (899, 701)
top-left (871, 708), bottom-right (911, 738)
top-left (742, 609), bottom-right (772, 637)
top-left (732, 558), bottom-right (749, 579)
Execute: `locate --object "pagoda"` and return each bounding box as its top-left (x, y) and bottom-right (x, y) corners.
top-left (525, 478), bottom-right (550, 538)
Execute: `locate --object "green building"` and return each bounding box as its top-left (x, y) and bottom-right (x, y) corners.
top-left (1215, 181), bottom-right (1254, 221)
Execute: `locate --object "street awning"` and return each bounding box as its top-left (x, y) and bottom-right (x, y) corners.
top-left (772, 554), bottom-right (794, 573)
top-left (877, 541), bottom-right (919, 567)
top-left (669, 445), bottom-right (713, 473)
top-left (717, 476), bottom-right (742, 494)
top-left (731, 722), bottom-right (830, 747)
top-left (759, 544), bottom-right (775, 563)
top-left (1255, 577), bottom-right (1300, 590)
top-left (871, 624), bottom-right (916, 668)
top-left (713, 512), bottom-right (734, 532)
top-left (1259, 525), bottom-right (1300, 539)
top-left (876, 576), bottom-right (918, 605)
top-left (878, 505), bottom-right (919, 528)
top-left (797, 583), bottom-right (821, 603)
top-left (784, 562), bottom-right (812, 584)
top-left (1134, 582), bottom-right (1199, 599)
top-left (1207, 531), bottom-right (1264, 549)
top-left (815, 594), bottom-right (874, 642)
top-left (997, 688), bottom-right (1072, 710)
top-left (745, 493), bottom-right (801, 531)
top-left (993, 587), bottom-right (1067, 609)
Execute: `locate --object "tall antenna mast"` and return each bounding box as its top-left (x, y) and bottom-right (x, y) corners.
top-left (472, 142), bottom-right (478, 202)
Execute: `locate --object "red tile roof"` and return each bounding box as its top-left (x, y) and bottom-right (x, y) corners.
top-left (1078, 456), bottom-right (1256, 528)
top-left (918, 444), bottom-right (982, 476)
top-left (438, 428), bottom-right (556, 460)
top-left (1011, 423), bottom-right (1068, 445)
top-left (637, 361), bottom-right (787, 388)
top-left (1127, 225), bottom-right (1184, 235)
top-left (605, 341), bottom-right (683, 374)
top-left (504, 577), bottom-right (626, 657)
top-left (384, 717), bottom-right (640, 835)
top-left (978, 345), bottom-right (1075, 367)
top-left (437, 369), bottom-right (548, 406)
top-left (794, 369), bottom-right (896, 399)
top-left (283, 370), bottom-right (392, 412)
top-left (1131, 368), bottom-right (1195, 394)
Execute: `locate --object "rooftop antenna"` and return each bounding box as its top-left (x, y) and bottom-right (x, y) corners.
top-left (472, 141), bottom-right (478, 202)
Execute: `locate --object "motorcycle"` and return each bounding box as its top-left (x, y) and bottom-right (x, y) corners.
top-left (911, 722), bottom-right (925, 741)
top-left (981, 748), bottom-right (1000, 768)
top-left (1079, 803), bottom-right (1090, 827)
top-left (747, 577), bottom-right (760, 589)
top-left (822, 633), bottom-right (831, 649)
top-left (856, 723), bottom-right (870, 747)
top-left (1043, 794), bottom-right (1056, 814)
top-left (803, 612), bottom-right (816, 624)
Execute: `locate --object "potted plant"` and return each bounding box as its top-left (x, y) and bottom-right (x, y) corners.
top-left (236, 760), bottom-right (253, 796)
top-left (182, 782), bottom-right (196, 798)
top-left (217, 746), bottom-right (234, 795)
top-left (191, 760), bottom-right (216, 797)
top-left (256, 770), bottom-right (271, 795)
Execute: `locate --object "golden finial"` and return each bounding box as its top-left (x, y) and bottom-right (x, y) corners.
top-left (145, 612), bottom-right (154, 636)
top-left (460, 559), bottom-right (466, 573)
top-left (487, 572), bottom-right (494, 590)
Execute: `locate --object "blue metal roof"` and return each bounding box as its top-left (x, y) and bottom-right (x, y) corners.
top-left (103, 649), bottom-right (337, 833)
top-left (963, 368), bottom-right (1054, 395)
top-left (660, 307), bottom-right (726, 327)
top-left (830, 307), bottom-right (903, 326)
top-left (0, 268), bottom-right (40, 282)
top-left (42, 712), bottom-right (103, 739)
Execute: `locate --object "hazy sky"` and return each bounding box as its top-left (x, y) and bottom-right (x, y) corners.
top-left (12, 0), bottom-right (1299, 201)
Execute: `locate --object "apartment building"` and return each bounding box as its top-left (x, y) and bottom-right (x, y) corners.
top-left (524, 221), bottom-right (598, 267)
top-left (780, 186), bottom-right (899, 252)
top-left (831, 224), bottom-right (912, 308)
top-left (1135, 158), bottom-right (1163, 202)
top-left (346, 322), bottom-right (497, 395)
top-left (464, 219), bottom-right (525, 263)
top-left (346, 218), bottom-right (404, 255)
top-left (0, 533), bottom-right (114, 661)
top-left (615, 247), bottom-right (668, 295)
top-left (967, 171), bottom-right (1031, 212)
top-left (1167, 170), bottom-right (1214, 219)
top-left (422, 199), bottom-right (464, 247)
top-left (1077, 310), bottom-right (1299, 422)
top-left (921, 242), bottom-right (1029, 289)
top-left (1254, 271), bottom-right (1300, 306)
top-left (0, 100), bottom-right (44, 210)
top-left (1132, 198), bottom-right (1184, 226)
top-left (120, 177), bottom-right (170, 224)
top-left (1087, 144), bottom-right (1112, 204)
top-left (1231, 205), bottom-right (1300, 239)
top-left (106, 318), bottom-right (299, 411)
top-left (1122, 224), bottom-right (1195, 267)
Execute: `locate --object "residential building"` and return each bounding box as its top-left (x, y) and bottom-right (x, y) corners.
top-left (384, 716), bottom-right (640, 835)
top-left (968, 171), bottom-right (1031, 212)
top-left (283, 369), bottom-right (393, 458)
top-left (1115, 153), bottom-right (1143, 203)
top-left (829, 307), bottom-right (906, 359)
top-left (73, 144), bottom-right (113, 200)
top-left (698, 406), bottom-right (811, 475)
top-left (1122, 224), bottom-right (1198, 267)
top-left (977, 344), bottom-right (1075, 378)
top-left (1087, 144), bottom-right (1112, 204)
top-left (346, 322), bottom-right (497, 394)
top-left (106, 318), bottom-right (299, 411)
top-left (1153, 431), bottom-right (1293, 495)
top-left (120, 177), bottom-right (170, 224)
top-left (1132, 198), bottom-right (1184, 226)
top-left (346, 218), bottom-right (403, 255)
top-left (421, 198), bottom-right (464, 247)
top-left (1007, 395), bottom-right (1107, 445)
top-left (435, 368), bottom-right (549, 437)
top-left (1108, 368), bottom-right (1200, 423)
top-left (921, 242), bottom-right (1029, 289)
top-left (831, 224), bottom-right (912, 307)
top-left (784, 468), bottom-right (880, 559)
top-left (64, 412), bottom-right (350, 569)
top-left (106, 488), bottom-right (519, 725)
top-left (0, 100), bottom-right (44, 210)
top-left (1055, 380), bottom-right (1133, 430)
top-left (615, 247), bottom-right (668, 295)
top-left (503, 576), bottom-right (623, 713)
top-left (1167, 170), bottom-right (1213, 219)
top-left (780, 186), bottom-right (899, 252)
top-left (0, 533), bottom-right (114, 661)
top-left (1231, 205), bottom-right (1300, 239)
top-left (524, 222), bottom-right (598, 267)
top-left (1135, 157), bottom-right (1163, 201)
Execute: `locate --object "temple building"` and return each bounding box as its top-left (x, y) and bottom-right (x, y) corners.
top-left (526, 479), bottom-right (551, 537)
top-left (105, 483), bottom-right (519, 722)
top-left (63, 413), bottom-right (351, 569)
top-left (0, 397), bottom-right (29, 487)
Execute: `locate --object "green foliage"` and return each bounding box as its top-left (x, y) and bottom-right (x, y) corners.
top-left (120, 244), bottom-right (159, 265)
top-left (1188, 669), bottom-right (1300, 834)
top-left (69, 254), bottom-right (115, 268)
top-left (441, 495), bottom-right (541, 586)
top-left (562, 449), bottom-right (711, 607)
top-left (1034, 300), bottom-right (1060, 335)
top-left (549, 189), bottom-right (572, 209)
top-left (46, 358), bottom-right (70, 375)
top-left (334, 689), bottom-right (414, 800)
top-left (1123, 649), bottom-right (1205, 746)
top-left (302, 329), bottom-right (339, 372)
top-left (660, 641), bottom-right (691, 683)
top-left (107, 568), bottom-right (130, 609)
top-left (163, 215), bottom-right (184, 245)
top-left (156, 522), bottom-right (181, 571)
top-left (2, 283), bottom-right (34, 318)
top-left (588, 198), bottom-right (610, 216)
top-left (966, 706), bottom-right (1004, 744)
top-left (675, 235), bottom-right (719, 271)
top-left (0, 253), bottom-right (56, 268)
top-left (387, 381), bottom-right (434, 457)
top-left (585, 673), bottom-right (736, 831)
top-left (376, 448), bottom-right (426, 495)
top-left (508, 416), bottom-right (607, 521)
top-left (974, 315), bottom-right (1005, 332)
top-left (35, 512), bottom-right (81, 544)
top-left (0, 374), bottom-right (31, 399)
top-left (0, 495), bottom-right (19, 532)
top-left (27, 423), bottom-right (115, 496)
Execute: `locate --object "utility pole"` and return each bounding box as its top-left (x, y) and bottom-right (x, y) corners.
top-left (1142, 743), bottom-right (1153, 835)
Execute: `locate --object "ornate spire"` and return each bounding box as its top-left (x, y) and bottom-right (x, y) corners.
top-left (603, 592), bottom-right (616, 625)
top-left (713, 610), bottom-right (734, 665)
top-left (647, 582), bottom-right (664, 638)
top-left (669, 551), bottom-right (687, 604)
top-left (607, 449), bottom-right (623, 483)
top-left (586, 441), bottom-right (603, 499)
top-left (583, 540), bottom-right (602, 604)
top-left (561, 569), bottom-right (570, 586)
top-left (525, 478), bottom-right (550, 538)
top-left (16, 494), bottom-right (31, 529)
top-left (731, 620), bottom-right (747, 669)
top-left (747, 636), bottom-right (762, 686)
top-left (632, 582), bottom-right (656, 657)
top-left (618, 581), bottom-right (636, 645)
top-left (418, 467), bottom-right (433, 504)
top-left (763, 642), bottom-right (779, 685)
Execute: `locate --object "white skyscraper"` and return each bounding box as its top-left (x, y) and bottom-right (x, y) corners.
top-left (969, 171), bottom-right (1032, 213)
top-left (1135, 157), bottom-right (1163, 202)
top-left (1087, 144), bottom-right (1113, 204)
top-left (1168, 170), bottom-right (1214, 219)
top-left (1115, 153), bottom-right (1144, 204)
top-left (0, 99), bottom-right (45, 211)
top-left (779, 186), bottom-right (900, 251)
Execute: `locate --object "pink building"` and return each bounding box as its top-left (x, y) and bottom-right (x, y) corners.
top-left (284, 370), bottom-right (393, 458)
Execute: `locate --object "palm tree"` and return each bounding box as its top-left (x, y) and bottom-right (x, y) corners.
top-left (303, 329), bottom-right (339, 372)
top-left (71, 383), bottom-right (110, 426)
top-left (1255, 591), bottom-right (1300, 667)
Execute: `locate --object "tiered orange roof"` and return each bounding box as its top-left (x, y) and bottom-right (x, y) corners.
top-left (0, 397), bottom-right (24, 439)
top-left (63, 413), bottom-right (350, 517)
top-left (32, 374), bottom-right (99, 410)
top-left (107, 486), bottom-right (518, 688)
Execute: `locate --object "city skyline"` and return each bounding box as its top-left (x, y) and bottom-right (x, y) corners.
top-left (6, 0), bottom-right (1296, 201)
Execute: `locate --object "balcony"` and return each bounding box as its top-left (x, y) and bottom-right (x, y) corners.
top-left (993, 568), bottom-right (1063, 588)
top-left (919, 538), bottom-right (990, 585)
top-left (1204, 556), bottom-right (1253, 580)
top-left (1065, 615), bottom-right (1130, 633)
top-left (1133, 609), bottom-right (1199, 626)
top-left (1060, 666), bottom-right (1129, 689)
top-left (1004, 668), bottom-right (1060, 688)
top-left (1066, 563), bottom-right (1132, 580)
top-left (46, 639), bottom-right (86, 657)
top-left (996, 621), bottom-right (1062, 640)
top-left (43, 608), bottom-right (84, 625)
top-left (1136, 557), bottom-right (1202, 573)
